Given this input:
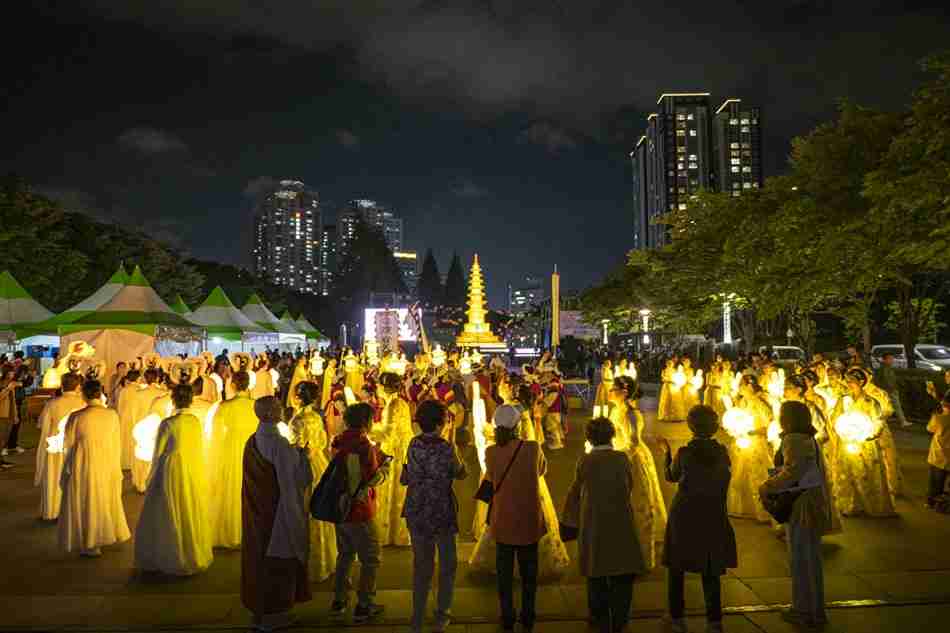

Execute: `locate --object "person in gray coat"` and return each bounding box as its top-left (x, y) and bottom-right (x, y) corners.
top-left (562, 417), bottom-right (646, 633)
top-left (660, 405), bottom-right (737, 633)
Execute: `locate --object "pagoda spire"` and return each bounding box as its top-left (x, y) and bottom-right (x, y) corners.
top-left (456, 254), bottom-right (505, 349)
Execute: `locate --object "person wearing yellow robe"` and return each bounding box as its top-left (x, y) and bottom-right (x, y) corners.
top-left (208, 371), bottom-right (260, 548)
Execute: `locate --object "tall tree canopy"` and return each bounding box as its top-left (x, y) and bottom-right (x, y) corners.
top-left (333, 219), bottom-right (407, 323)
top-left (417, 248), bottom-right (443, 307)
top-left (443, 252), bottom-right (466, 308)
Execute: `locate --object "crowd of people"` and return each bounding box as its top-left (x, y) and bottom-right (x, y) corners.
top-left (7, 339), bottom-right (949, 633)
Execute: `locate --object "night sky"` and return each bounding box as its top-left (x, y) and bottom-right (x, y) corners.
top-left (4, 1), bottom-right (948, 306)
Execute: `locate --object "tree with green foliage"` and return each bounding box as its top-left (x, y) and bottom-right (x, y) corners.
top-left (0, 177), bottom-right (89, 311)
top-left (417, 248), bottom-right (443, 308)
top-left (333, 219), bottom-right (406, 323)
top-left (443, 252), bottom-right (466, 308)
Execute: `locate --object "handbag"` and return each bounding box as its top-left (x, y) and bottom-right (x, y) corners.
top-left (474, 440), bottom-right (524, 525)
top-left (762, 439), bottom-right (823, 524)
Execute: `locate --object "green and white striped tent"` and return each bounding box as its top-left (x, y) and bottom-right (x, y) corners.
top-left (0, 271), bottom-right (55, 347)
top-left (58, 265), bottom-right (205, 381)
top-left (241, 294), bottom-right (305, 349)
top-left (188, 286), bottom-right (275, 354)
top-left (294, 313), bottom-right (327, 346)
top-left (49, 264), bottom-right (130, 326)
top-left (170, 295), bottom-right (192, 316)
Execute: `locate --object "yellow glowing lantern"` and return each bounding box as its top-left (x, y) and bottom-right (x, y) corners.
top-left (671, 368), bottom-right (687, 390)
top-left (592, 404), bottom-right (604, 418)
top-left (309, 355), bottom-right (324, 376)
top-left (471, 349), bottom-right (483, 365)
top-left (472, 381), bottom-right (488, 472)
top-left (432, 344), bottom-right (446, 368)
top-left (276, 421), bottom-right (294, 443)
top-left (344, 386), bottom-right (358, 405)
top-left (460, 353), bottom-right (472, 376)
top-left (767, 369), bottom-right (785, 401)
top-left (133, 414), bottom-right (162, 462)
top-left (389, 354), bottom-right (408, 376)
top-left (690, 369), bottom-right (704, 391)
top-left (722, 408), bottom-right (755, 450)
top-left (835, 410), bottom-right (875, 455)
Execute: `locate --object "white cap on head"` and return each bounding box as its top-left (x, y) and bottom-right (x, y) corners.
top-left (493, 403), bottom-right (521, 429)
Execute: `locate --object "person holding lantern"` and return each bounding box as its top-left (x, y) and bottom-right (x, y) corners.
top-left (657, 358), bottom-right (678, 422)
top-left (831, 369), bottom-right (896, 517)
top-left (374, 372), bottom-right (413, 547)
top-left (724, 375), bottom-right (773, 523)
top-left (609, 376), bottom-right (667, 570)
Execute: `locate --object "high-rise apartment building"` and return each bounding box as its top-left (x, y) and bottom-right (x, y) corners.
top-left (336, 199), bottom-right (403, 257)
top-left (319, 224), bottom-right (336, 296)
top-left (713, 99), bottom-right (764, 197)
top-left (393, 250), bottom-right (419, 296)
top-left (507, 276), bottom-right (544, 314)
top-left (252, 179), bottom-right (321, 294)
top-left (631, 93), bottom-right (763, 249)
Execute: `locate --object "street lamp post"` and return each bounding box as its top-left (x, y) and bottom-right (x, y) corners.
top-left (639, 308), bottom-right (652, 349)
top-left (601, 319), bottom-right (610, 347)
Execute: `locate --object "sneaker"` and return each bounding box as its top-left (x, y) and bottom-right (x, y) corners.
top-left (329, 599), bottom-right (348, 617)
top-left (662, 616), bottom-right (688, 633)
top-left (353, 603), bottom-right (385, 623)
top-left (433, 611), bottom-right (451, 632)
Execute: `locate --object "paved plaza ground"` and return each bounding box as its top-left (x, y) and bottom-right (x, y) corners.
top-left (1, 393), bottom-right (949, 632)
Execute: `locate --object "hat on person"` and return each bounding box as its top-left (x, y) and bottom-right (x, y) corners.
top-left (493, 403), bottom-right (522, 429)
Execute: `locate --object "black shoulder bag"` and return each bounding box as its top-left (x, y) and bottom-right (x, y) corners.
top-left (474, 440), bottom-right (524, 525)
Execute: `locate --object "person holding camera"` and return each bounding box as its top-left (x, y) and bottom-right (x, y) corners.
top-left (329, 402), bottom-right (391, 623)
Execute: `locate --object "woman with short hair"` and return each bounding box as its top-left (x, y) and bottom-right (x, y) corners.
top-left (563, 417), bottom-right (645, 633)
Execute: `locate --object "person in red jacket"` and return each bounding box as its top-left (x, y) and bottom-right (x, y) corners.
top-left (329, 403), bottom-right (391, 623)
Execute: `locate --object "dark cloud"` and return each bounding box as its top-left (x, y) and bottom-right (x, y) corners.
top-left (335, 129), bottom-right (361, 149)
top-left (519, 121), bottom-right (579, 153)
top-left (243, 176), bottom-right (278, 197)
top-left (450, 179), bottom-right (490, 198)
top-left (117, 127), bottom-right (188, 155)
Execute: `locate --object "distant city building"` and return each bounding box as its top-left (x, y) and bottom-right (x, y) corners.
top-left (393, 250), bottom-right (419, 296)
top-left (336, 199), bottom-right (403, 257)
top-left (319, 224), bottom-right (336, 296)
top-left (713, 99), bottom-right (764, 197)
top-left (631, 93), bottom-right (763, 249)
top-left (507, 275), bottom-right (544, 314)
top-left (252, 179), bottom-right (321, 294)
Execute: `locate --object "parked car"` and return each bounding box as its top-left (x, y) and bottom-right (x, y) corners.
top-left (758, 345), bottom-right (806, 368)
top-left (869, 344), bottom-right (950, 371)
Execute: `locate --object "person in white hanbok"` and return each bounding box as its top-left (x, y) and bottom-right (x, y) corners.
top-left (129, 372), bottom-right (169, 493)
top-left (135, 384), bottom-right (213, 575)
top-left (208, 371), bottom-right (260, 548)
top-left (832, 370), bottom-right (896, 517)
top-left (35, 373), bottom-right (87, 520)
top-left (609, 376), bottom-right (668, 570)
top-left (372, 373), bottom-right (413, 547)
top-left (726, 376), bottom-right (773, 523)
top-left (116, 370), bottom-right (143, 470)
top-left (58, 380), bottom-right (131, 556)
top-left (288, 381), bottom-right (337, 582)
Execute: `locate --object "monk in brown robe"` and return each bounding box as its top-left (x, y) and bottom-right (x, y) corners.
top-left (241, 396), bottom-right (313, 631)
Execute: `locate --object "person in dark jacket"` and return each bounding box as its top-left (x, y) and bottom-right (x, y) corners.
top-left (660, 405), bottom-right (737, 633)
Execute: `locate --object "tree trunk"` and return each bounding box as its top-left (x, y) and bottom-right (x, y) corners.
top-left (734, 309), bottom-right (758, 355)
top-left (897, 285), bottom-right (919, 370)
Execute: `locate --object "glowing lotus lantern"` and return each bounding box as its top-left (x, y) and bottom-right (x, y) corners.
top-left (431, 345), bottom-right (446, 368)
top-left (45, 414), bottom-right (72, 454)
top-left (276, 421), bottom-right (294, 443)
top-left (471, 349), bottom-right (483, 365)
top-left (460, 353), bottom-right (472, 376)
top-left (690, 369), bottom-right (704, 391)
top-left (309, 355), bottom-right (324, 376)
top-left (472, 381), bottom-right (488, 472)
top-left (133, 414), bottom-right (162, 462)
top-left (722, 408), bottom-right (755, 450)
top-left (671, 368), bottom-right (687, 390)
top-left (344, 386), bottom-right (358, 405)
top-left (835, 409), bottom-right (875, 454)
top-left (389, 354), bottom-right (408, 376)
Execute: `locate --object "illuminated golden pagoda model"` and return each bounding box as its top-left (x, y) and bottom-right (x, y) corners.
top-left (456, 254), bottom-right (507, 351)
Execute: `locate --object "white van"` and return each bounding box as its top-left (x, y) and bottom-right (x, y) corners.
top-left (759, 346), bottom-right (806, 367)
top-left (869, 344), bottom-right (950, 371)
